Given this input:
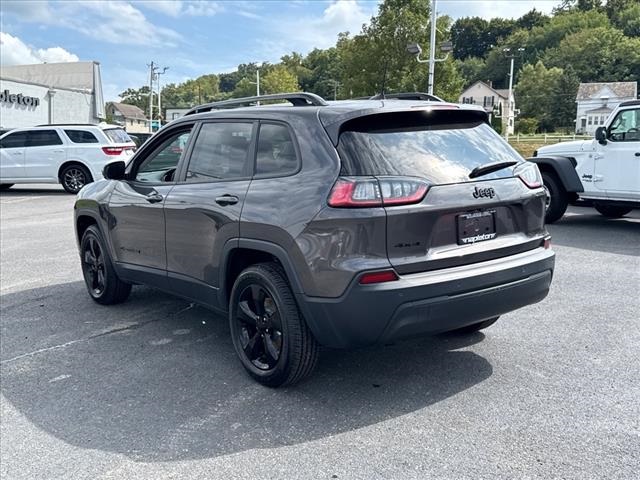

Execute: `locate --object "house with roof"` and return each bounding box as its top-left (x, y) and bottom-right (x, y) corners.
top-left (458, 81), bottom-right (513, 135)
top-left (105, 102), bottom-right (149, 133)
top-left (575, 82), bottom-right (637, 135)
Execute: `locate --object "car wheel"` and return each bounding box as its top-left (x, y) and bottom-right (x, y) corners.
top-left (80, 225), bottom-right (131, 305)
top-left (229, 262), bottom-right (319, 387)
top-left (594, 205), bottom-right (632, 218)
top-left (451, 317), bottom-right (499, 334)
top-left (0, 184), bottom-right (14, 190)
top-left (61, 164), bottom-right (93, 194)
top-left (541, 172), bottom-right (568, 224)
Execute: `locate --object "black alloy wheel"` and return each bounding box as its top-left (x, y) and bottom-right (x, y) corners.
top-left (80, 226), bottom-right (131, 304)
top-left (229, 263), bottom-right (319, 387)
top-left (236, 284), bottom-right (283, 370)
top-left (61, 165), bottom-right (92, 194)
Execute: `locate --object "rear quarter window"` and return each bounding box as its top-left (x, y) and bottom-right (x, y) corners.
top-left (338, 111), bottom-right (522, 184)
top-left (104, 128), bottom-right (132, 144)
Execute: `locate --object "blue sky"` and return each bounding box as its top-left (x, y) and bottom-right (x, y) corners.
top-left (1, 1), bottom-right (559, 101)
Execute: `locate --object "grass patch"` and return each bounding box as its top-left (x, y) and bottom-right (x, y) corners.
top-left (509, 142), bottom-right (545, 158)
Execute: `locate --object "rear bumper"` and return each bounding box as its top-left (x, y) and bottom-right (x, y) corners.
top-left (298, 247), bottom-right (555, 348)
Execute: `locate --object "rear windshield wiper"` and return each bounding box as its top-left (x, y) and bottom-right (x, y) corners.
top-left (469, 161), bottom-right (518, 179)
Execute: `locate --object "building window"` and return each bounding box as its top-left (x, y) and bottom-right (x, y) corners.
top-left (588, 116), bottom-right (593, 125)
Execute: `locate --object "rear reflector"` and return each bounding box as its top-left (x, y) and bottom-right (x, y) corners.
top-left (102, 146), bottom-right (125, 156)
top-left (328, 176), bottom-right (429, 208)
top-left (359, 270), bottom-right (399, 285)
top-left (543, 237), bottom-right (551, 249)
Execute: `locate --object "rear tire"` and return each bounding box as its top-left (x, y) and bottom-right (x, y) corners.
top-left (451, 317), bottom-right (499, 334)
top-left (80, 225), bottom-right (131, 305)
top-left (61, 164), bottom-right (92, 194)
top-left (0, 184), bottom-right (14, 190)
top-left (542, 172), bottom-right (568, 224)
top-left (229, 262), bottom-right (319, 387)
top-left (594, 205), bottom-right (632, 218)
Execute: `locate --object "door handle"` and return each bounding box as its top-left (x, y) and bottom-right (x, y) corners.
top-left (215, 195), bottom-right (239, 206)
top-left (145, 192), bottom-right (163, 203)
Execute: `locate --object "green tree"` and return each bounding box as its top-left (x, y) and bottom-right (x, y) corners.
top-left (456, 57), bottom-right (486, 88)
top-left (120, 86), bottom-right (155, 113)
top-left (614, 4), bottom-right (640, 37)
top-left (516, 9), bottom-right (550, 30)
top-left (259, 65), bottom-right (300, 95)
top-left (515, 61), bottom-right (564, 131)
top-left (450, 17), bottom-right (490, 60)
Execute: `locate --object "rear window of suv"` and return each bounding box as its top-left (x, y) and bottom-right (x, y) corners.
top-left (103, 128), bottom-right (132, 144)
top-left (64, 130), bottom-right (99, 143)
top-left (337, 111), bottom-right (523, 184)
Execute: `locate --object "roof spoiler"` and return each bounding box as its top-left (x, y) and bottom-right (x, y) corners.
top-left (368, 92), bottom-right (444, 102)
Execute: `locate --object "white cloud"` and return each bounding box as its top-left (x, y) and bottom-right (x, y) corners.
top-left (437, 1), bottom-right (557, 20)
top-left (0, 32), bottom-right (79, 66)
top-left (137, 0), bottom-right (222, 17)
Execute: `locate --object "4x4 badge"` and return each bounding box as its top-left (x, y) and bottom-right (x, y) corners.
top-left (473, 186), bottom-right (496, 199)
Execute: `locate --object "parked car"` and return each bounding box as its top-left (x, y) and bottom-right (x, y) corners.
top-left (0, 124), bottom-right (136, 193)
top-left (531, 99), bottom-right (640, 222)
top-left (74, 93), bottom-right (555, 387)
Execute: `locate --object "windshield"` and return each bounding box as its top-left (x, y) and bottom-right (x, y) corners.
top-left (104, 128), bottom-right (133, 144)
top-left (337, 116), bottom-right (523, 184)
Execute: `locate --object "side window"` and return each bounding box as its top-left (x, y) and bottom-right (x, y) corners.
top-left (608, 108), bottom-right (640, 142)
top-left (27, 130), bottom-right (63, 147)
top-left (0, 131), bottom-right (29, 149)
top-left (186, 122), bottom-right (253, 182)
top-left (255, 123), bottom-right (298, 176)
top-left (64, 130), bottom-right (99, 144)
top-left (135, 128), bottom-right (192, 182)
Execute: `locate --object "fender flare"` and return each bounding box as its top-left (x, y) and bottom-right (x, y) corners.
top-left (527, 156), bottom-right (584, 193)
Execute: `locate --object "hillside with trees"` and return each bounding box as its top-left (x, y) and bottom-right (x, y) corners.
top-left (120, 0), bottom-right (639, 133)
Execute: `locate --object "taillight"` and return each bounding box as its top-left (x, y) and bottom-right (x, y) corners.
top-left (328, 176), bottom-right (429, 208)
top-left (543, 237), bottom-right (551, 249)
top-left (514, 162), bottom-right (542, 189)
top-left (359, 269), bottom-right (399, 285)
top-left (102, 146), bottom-right (125, 156)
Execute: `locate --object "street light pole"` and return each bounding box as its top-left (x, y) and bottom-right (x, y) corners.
top-left (156, 66), bottom-right (169, 127)
top-left (428, 0), bottom-right (437, 95)
top-left (503, 47), bottom-right (524, 142)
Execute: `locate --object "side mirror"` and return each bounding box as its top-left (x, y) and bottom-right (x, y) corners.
top-left (595, 126), bottom-right (607, 145)
top-left (103, 161), bottom-right (126, 180)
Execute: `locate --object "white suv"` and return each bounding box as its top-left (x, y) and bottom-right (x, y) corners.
top-left (0, 124), bottom-right (136, 193)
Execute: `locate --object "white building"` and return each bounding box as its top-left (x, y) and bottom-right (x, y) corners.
top-left (0, 61), bottom-right (105, 129)
top-left (575, 82), bottom-right (637, 135)
top-left (165, 107), bottom-right (191, 122)
top-left (458, 81), bottom-right (514, 134)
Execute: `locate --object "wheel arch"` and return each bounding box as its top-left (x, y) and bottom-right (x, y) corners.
top-left (75, 213), bottom-right (99, 245)
top-left (58, 160), bottom-right (94, 183)
top-left (527, 156), bottom-right (583, 194)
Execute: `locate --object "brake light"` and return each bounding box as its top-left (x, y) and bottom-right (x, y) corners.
top-left (359, 270), bottom-right (399, 285)
top-left (328, 176), bottom-right (429, 208)
top-left (514, 162), bottom-right (542, 189)
top-left (102, 146), bottom-right (125, 156)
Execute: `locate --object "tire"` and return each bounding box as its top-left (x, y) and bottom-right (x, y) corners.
top-left (229, 262), bottom-right (319, 387)
top-left (0, 184), bottom-right (14, 190)
top-left (594, 204), bottom-right (632, 218)
top-left (61, 164), bottom-right (93, 194)
top-left (541, 172), bottom-right (568, 224)
top-left (451, 317), bottom-right (499, 334)
top-left (80, 225), bottom-right (131, 305)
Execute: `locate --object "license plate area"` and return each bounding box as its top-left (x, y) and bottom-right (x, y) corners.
top-left (457, 211), bottom-right (496, 245)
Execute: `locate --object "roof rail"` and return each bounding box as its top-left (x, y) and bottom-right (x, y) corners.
top-left (369, 92), bottom-right (444, 102)
top-left (185, 92), bottom-right (329, 116)
top-left (619, 99), bottom-right (640, 107)
top-left (35, 123), bottom-right (101, 127)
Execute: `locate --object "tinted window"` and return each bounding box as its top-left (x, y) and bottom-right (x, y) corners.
top-left (608, 108), bottom-right (640, 142)
top-left (0, 131), bottom-right (28, 148)
top-left (337, 112), bottom-right (522, 184)
top-left (28, 130), bottom-right (63, 147)
top-left (104, 128), bottom-right (132, 144)
top-left (65, 129), bottom-right (99, 143)
top-left (136, 128), bottom-right (192, 182)
top-left (186, 122), bottom-right (253, 181)
top-left (256, 123), bottom-right (298, 176)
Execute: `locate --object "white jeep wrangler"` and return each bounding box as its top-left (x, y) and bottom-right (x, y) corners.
top-left (530, 99), bottom-right (640, 223)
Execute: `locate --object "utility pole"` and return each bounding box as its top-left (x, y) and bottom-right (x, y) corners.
top-left (156, 66), bottom-right (169, 127)
top-left (147, 61), bottom-right (155, 133)
top-left (427, 0), bottom-right (437, 95)
top-left (503, 47), bottom-right (524, 142)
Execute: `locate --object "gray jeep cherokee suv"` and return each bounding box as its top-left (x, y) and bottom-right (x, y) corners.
top-left (75, 92), bottom-right (555, 387)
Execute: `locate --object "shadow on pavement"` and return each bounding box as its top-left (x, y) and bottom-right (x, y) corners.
top-left (1, 281), bottom-right (492, 462)
top-left (547, 211), bottom-right (639, 256)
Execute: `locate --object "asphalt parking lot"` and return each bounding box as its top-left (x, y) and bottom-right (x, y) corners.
top-left (1, 184), bottom-right (638, 480)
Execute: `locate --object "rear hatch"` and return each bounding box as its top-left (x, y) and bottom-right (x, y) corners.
top-left (333, 109), bottom-right (547, 274)
top-left (102, 127), bottom-right (136, 158)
